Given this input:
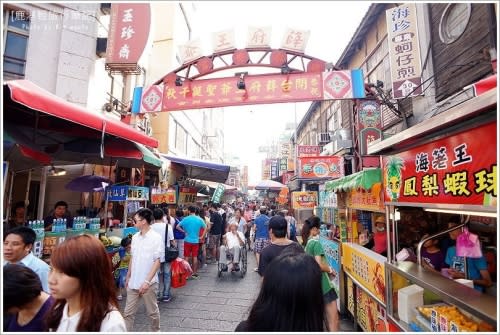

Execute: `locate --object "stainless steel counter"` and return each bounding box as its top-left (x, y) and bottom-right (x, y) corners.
top-left (386, 261), bottom-right (497, 325)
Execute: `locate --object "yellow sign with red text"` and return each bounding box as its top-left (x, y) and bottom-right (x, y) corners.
top-left (342, 243), bottom-right (386, 303)
top-left (347, 187), bottom-right (384, 212)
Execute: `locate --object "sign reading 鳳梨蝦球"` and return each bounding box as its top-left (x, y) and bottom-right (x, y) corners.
top-left (383, 122), bottom-right (497, 207)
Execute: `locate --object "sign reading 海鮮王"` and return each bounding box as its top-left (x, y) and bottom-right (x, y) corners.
top-left (383, 122), bottom-right (497, 207)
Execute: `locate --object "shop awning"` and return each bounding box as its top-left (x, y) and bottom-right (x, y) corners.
top-left (160, 154), bottom-right (230, 183)
top-left (4, 80), bottom-right (158, 148)
top-left (325, 168), bottom-right (381, 192)
top-left (202, 180), bottom-right (237, 191)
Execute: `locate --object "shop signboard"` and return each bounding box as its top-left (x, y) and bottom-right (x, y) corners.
top-left (277, 187), bottom-right (289, 205)
top-left (270, 159), bottom-right (279, 179)
top-left (357, 100), bottom-right (382, 155)
top-left (347, 276), bottom-right (355, 315)
top-left (386, 3), bottom-right (423, 99)
top-left (126, 186), bottom-right (149, 201)
top-left (342, 243), bottom-right (386, 303)
top-left (151, 187), bottom-right (177, 204)
top-left (347, 188), bottom-right (384, 212)
top-left (320, 237), bottom-right (340, 295)
top-left (179, 186), bottom-right (198, 204)
top-left (383, 122), bottom-right (497, 207)
top-left (356, 288), bottom-right (379, 332)
top-left (318, 184), bottom-right (337, 208)
top-left (298, 156), bottom-right (344, 179)
top-left (297, 145), bottom-right (322, 157)
top-left (160, 70), bottom-right (364, 112)
top-left (282, 172), bottom-right (293, 185)
top-left (279, 158), bottom-right (288, 172)
top-left (211, 183), bottom-right (225, 203)
top-left (291, 191), bottom-right (318, 209)
top-left (106, 4), bottom-right (151, 70)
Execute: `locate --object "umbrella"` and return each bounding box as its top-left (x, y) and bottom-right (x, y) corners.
top-left (254, 179), bottom-right (287, 191)
top-left (65, 175), bottom-right (112, 192)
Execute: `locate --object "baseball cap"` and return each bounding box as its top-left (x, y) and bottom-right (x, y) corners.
top-left (268, 215), bottom-right (288, 231)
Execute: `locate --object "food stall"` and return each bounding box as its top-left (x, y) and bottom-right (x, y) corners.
top-left (324, 168), bottom-right (398, 331)
top-left (381, 118), bottom-right (497, 332)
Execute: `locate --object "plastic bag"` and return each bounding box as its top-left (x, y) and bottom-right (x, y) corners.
top-left (170, 257), bottom-right (193, 288)
top-left (456, 229), bottom-right (482, 258)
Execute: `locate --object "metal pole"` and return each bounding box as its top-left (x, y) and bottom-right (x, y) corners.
top-left (5, 171), bottom-right (15, 221)
top-left (37, 166), bottom-right (48, 220)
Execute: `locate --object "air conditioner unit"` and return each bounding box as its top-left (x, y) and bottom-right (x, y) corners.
top-left (317, 132), bottom-right (331, 144)
top-left (334, 139), bottom-right (353, 152)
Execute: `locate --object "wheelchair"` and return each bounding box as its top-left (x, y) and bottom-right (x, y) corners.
top-left (217, 242), bottom-right (248, 278)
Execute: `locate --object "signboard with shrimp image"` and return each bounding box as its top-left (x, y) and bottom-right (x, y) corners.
top-left (342, 242), bottom-right (386, 303)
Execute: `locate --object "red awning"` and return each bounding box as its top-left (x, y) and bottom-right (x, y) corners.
top-left (4, 80), bottom-right (158, 148)
top-left (470, 74), bottom-right (497, 96)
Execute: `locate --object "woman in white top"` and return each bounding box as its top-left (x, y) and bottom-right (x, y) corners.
top-left (46, 234), bottom-right (126, 332)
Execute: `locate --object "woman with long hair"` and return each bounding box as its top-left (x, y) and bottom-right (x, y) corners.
top-left (302, 215), bottom-right (339, 331)
top-left (45, 234), bottom-right (126, 332)
top-left (235, 251), bottom-right (325, 331)
top-left (4, 263), bottom-right (54, 331)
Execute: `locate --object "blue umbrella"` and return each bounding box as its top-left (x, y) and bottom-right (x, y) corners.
top-left (65, 175), bottom-right (112, 192)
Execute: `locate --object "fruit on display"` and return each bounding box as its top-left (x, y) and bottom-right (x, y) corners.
top-left (417, 305), bottom-right (493, 332)
top-left (108, 236), bottom-right (122, 247)
top-left (99, 235), bottom-right (112, 247)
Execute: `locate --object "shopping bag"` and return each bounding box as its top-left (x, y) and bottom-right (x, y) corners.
top-left (170, 257), bottom-right (193, 288)
top-left (456, 229), bottom-right (482, 258)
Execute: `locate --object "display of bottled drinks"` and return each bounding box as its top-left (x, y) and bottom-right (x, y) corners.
top-left (51, 218), bottom-right (68, 233)
top-left (73, 217), bottom-right (100, 231)
top-left (28, 220), bottom-right (45, 239)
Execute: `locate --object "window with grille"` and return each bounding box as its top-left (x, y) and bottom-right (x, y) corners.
top-left (3, 9), bottom-right (30, 80)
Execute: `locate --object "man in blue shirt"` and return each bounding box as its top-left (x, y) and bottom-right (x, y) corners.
top-left (444, 220), bottom-right (491, 292)
top-left (252, 206), bottom-right (270, 271)
top-left (3, 226), bottom-right (50, 292)
top-left (177, 206), bottom-right (206, 279)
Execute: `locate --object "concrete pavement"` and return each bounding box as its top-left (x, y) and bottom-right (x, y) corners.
top-left (118, 252), bottom-right (355, 332)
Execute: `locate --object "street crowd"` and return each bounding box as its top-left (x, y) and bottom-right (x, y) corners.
top-left (3, 201), bottom-right (340, 332)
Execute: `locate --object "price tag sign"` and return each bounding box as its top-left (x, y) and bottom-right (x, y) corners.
top-left (439, 315), bottom-right (448, 332)
top-left (450, 321), bottom-right (459, 332)
top-left (430, 309), bottom-right (439, 332)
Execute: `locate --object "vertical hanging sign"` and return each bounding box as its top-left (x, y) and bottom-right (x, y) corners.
top-left (386, 3), bottom-right (423, 99)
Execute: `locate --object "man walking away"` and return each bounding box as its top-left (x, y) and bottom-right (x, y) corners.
top-left (151, 209), bottom-right (175, 302)
top-left (123, 208), bottom-right (163, 332)
top-left (177, 206), bottom-right (206, 279)
top-left (252, 206), bottom-right (270, 271)
top-left (208, 203), bottom-right (223, 264)
top-left (258, 215), bottom-right (304, 276)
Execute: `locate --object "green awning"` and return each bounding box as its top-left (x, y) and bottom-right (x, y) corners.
top-left (325, 168), bottom-right (382, 192)
top-left (137, 143), bottom-right (162, 167)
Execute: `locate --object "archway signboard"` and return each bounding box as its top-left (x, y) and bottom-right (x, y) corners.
top-left (140, 47), bottom-right (366, 113)
top-left (158, 70), bottom-right (364, 112)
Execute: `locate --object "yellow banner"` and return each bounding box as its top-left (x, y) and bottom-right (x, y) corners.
top-left (292, 191), bottom-right (318, 209)
top-left (342, 243), bottom-right (386, 303)
top-left (347, 188), bottom-right (384, 212)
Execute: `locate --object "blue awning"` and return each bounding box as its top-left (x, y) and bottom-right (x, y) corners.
top-left (160, 154), bottom-right (230, 183)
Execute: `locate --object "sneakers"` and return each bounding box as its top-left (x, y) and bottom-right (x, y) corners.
top-left (221, 264), bottom-right (228, 272)
top-left (191, 273), bottom-right (200, 279)
top-left (162, 296), bottom-right (171, 303)
top-left (253, 267), bottom-right (258, 272)
top-left (117, 295), bottom-right (123, 301)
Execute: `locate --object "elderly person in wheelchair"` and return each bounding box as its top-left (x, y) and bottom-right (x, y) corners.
top-left (219, 221), bottom-right (246, 272)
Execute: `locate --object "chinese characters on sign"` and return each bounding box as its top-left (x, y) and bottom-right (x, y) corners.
top-left (297, 145), bottom-right (322, 157)
top-left (383, 122), bottom-right (497, 206)
top-left (212, 29), bottom-right (236, 52)
top-left (247, 26), bottom-right (272, 48)
top-left (281, 28), bottom-right (310, 53)
top-left (347, 188), bottom-right (384, 212)
top-left (270, 159), bottom-right (279, 179)
top-left (298, 156), bottom-right (344, 179)
top-left (178, 39), bottom-right (203, 64)
top-left (386, 3), bottom-right (423, 99)
top-left (106, 4), bottom-right (151, 69)
top-left (151, 187), bottom-right (177, 204)
top-left (178, 187), bottom-right (197, 205)
top-left (357, 100), bottom-right (382, 155)
top-left (211, 183), bottom-right (225, 203)
top-left (292, 191), bottom-right (318, 209)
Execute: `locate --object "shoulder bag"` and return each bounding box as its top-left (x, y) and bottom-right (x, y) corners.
top-left (165, 222), bottom-right (179, 262)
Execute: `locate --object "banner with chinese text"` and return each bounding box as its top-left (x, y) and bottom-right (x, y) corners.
top-left (160, 71), bottom-right (365, 112)
top-left (151, 187), bottom-right (177, 204)
top-left (342, 243), bottom-right (386, 303)
top-left (107, 186), bottom-right (149, 201)
top-left (320, 237), bottom-right (340, 296)
top-left (297, 145), bottom-right (322, 157)
top-left (298, 156), bottom-right (344, 179)
top-left (106, 4), bottom-right (151, 70)
top-left (178, 186), bottom-right (198, 204)
top-left (383, 122), bottom-right (497, 207)
top-left (347, 188), bottom-right (384, 212)
top-left (386, 3), bottom-right (423, 99)
top-left (211, 183), bottom-right (225, 203)
top-left (292, 191), bottom-right (318, 209)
